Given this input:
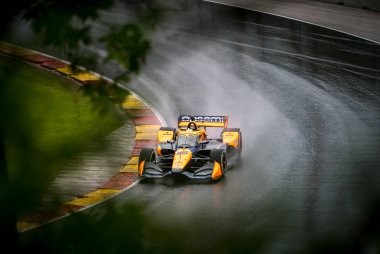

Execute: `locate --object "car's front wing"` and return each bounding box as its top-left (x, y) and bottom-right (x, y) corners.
top-left (142, 162), bottom-right (215, 180)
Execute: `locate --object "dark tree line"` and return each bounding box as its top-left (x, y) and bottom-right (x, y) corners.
top-left (0, 1), bottom-right (157, 251)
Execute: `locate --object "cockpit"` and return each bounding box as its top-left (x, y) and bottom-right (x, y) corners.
top-left (177, 134), bottom-right (200, 147)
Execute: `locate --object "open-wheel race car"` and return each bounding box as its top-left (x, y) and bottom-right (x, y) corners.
top-left (138, 115), bottom-right (242, 182)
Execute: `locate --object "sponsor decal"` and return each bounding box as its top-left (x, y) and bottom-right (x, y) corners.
top-left (179, 115), bottom-right (226, 123)
top-left (176, 151), bottom-right (190, 155)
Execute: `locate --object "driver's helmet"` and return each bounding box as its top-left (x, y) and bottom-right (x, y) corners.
top-left (187, 121), bottom-right (198, 131)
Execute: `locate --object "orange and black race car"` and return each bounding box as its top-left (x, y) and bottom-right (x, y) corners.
top-left (138, 115), bottom-right (242, 181)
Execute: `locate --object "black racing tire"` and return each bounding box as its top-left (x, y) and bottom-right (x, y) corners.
top-left (239, 131), bottom-right (242, 153)
top-left (138, 148), bottom-right (155, 177)
top-left (138, 148), bottom-right (156, 166)
top-left (210, 149), bottom-right (227, 175)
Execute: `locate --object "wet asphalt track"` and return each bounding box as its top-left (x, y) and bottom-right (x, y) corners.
top-left (91, 2), bottom-right (380, 252)
top-left (12, 0), bottom-right (380, 252)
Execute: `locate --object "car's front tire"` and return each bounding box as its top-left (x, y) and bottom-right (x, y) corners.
top-left (138, 148), bottom-right (155, 176)
top-left (210, 149), bottom-right (227, 175)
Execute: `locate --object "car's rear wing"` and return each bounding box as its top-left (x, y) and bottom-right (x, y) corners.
top-left (178, 115), bottom-right (228, 128)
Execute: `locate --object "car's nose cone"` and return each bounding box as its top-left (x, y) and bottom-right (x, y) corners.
top-left (172, 168), bottom-right (183, 173)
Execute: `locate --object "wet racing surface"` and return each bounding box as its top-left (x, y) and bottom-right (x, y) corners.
top-left (12, 1), bottom-right (380, 252)
top-left (90, 2), bottom-right (380, 252)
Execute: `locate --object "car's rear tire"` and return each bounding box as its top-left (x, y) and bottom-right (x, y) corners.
top-left (210, 149), bottom-right (227, 175)
top-left (239, 131), bottom-right (242, 153)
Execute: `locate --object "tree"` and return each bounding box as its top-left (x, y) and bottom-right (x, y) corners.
top-left (0, 0), bottom-right (158, 250)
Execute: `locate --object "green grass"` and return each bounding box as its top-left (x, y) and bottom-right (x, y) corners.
top-left (0, 55), bottom-right (126, 199)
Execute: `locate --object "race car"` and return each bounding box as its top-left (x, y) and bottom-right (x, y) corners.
top-left (138, 115), bottom-right (242, 181)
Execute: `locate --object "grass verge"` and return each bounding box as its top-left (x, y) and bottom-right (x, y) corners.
top-left (0, 54), bottom-right (126, 209)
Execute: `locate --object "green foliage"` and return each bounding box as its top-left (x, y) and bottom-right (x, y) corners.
top-left (19, 0), bottom-right (157, 81)
top-left (81, 79), bottom-right (129, 109)
top-left (23, 0), bottom-right (114, 49)
top-left (0, 55), bottom-right (125, 213)
top-left (100, 24), bottom-right (150, 82)
top-left (19, 202), bottom-right (145, 254)
top-left (0, 0), bottom-right (159, 250)
top-left (16, 199), bottom-right (281, 254)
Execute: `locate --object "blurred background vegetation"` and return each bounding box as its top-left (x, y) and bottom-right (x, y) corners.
top-left (0, 54), bottom-right (126, 208)
top-left (0, 0), bottom-right (157, 252)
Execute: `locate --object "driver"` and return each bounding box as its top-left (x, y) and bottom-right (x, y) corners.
top-left (187, 121), bottom-right (198, 131)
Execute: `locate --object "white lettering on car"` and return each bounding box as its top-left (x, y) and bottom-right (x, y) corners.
top-left (179, 115), bottom-right (226, 123)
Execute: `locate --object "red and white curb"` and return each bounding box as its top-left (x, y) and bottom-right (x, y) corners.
top-left (0, 41), bottom-right (164, 232)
